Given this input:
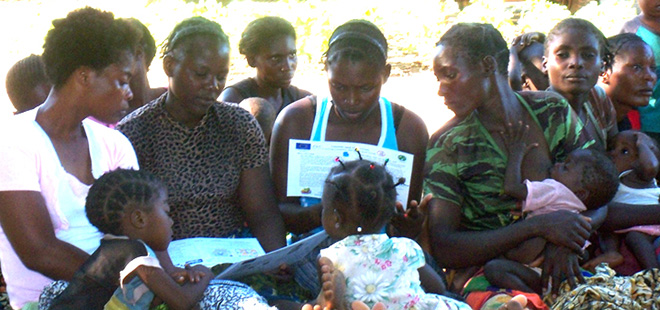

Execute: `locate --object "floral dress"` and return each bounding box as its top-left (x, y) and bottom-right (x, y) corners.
top-left (320, 234), bottom-right (470, 310)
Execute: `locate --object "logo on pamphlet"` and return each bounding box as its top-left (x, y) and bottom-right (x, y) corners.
top-left (296, 142), bottom-right (311, 150)
top-left (301, 187), bottom-right (311, 194)
top-left (398, 155), bottom-right (407, 161)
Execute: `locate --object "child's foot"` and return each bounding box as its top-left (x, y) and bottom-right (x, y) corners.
top-left (317, 256), bottom-right (348, 310)
top-left (581, 251), bottom-right (624, 272)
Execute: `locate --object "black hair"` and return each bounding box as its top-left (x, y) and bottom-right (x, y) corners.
top-left (5, 54), bottom-right (49, 112)
top-left (324, 160), bottom-right (399, 230)
top-left (161, 16), bottom-right (229, 58)
top-left (545, 18), bottom-right (612, 70)
top-left (607, 33), bottom-right (650, 65)
top-left (86, 169), bottom-right (166, 236)
top-left (42, 7), bottom-right (139, 88)
top-left (325, 20), bottom-right (388, 68)
top-left (579, 149), bottom-right (619, 209)
top-left (239, 16), bottom-right (296, 58)
top-left (436, 23), bottom-right (509, 75)
top-left (123, 18), bottom-right (157, 69)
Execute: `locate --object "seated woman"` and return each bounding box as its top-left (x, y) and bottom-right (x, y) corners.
top-left (0, 8), bottom-right (139, 309)
top-left (219, 16), bottom-right (311, 113)
top-left (425, 23), bottom-right (594, 309)
top-left (270, 19), bottom-right (429, 237)
top-left (116, 17), bottom-right (286, 253)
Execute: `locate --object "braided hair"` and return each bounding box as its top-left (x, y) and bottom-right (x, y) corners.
top-left (161, 16), bottom-right (229, 58)
top-left (546, 18), bottom-right (612, 70)
top-left (323, 160), bottom-right (400, 231)
top-left (86, 169), bottom-right (166, 236)
top-left (607, 33), bottom-right (649, 65)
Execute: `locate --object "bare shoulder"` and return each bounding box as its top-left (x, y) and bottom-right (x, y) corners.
top-left (219, 87), bottom-right (245, 104)
top-left (273, 96), bottom-right (317, 138)
top-left (393, 103), bottom-right (429, 152)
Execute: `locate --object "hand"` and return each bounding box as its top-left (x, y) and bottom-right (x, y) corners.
top-left (171, 264), bottom-right (210, 284)
top-left (541, 243), bottom-right (585, 296)
top-left (510, 32), bottom-right (546, 54)
top-left (389, 194), bottom-right (432, 239)
top-left (530, 210), bottom-right (591, 253)
top-left (497, 295), bottom-right (528, 310)
top-left (500, 121), bottom-right (538, 160)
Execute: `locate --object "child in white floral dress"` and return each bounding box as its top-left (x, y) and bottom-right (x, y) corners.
top-left (316, 159), bottom-right (471, 310)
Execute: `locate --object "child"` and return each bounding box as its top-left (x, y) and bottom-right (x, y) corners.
top-left (599, 33), bottom-right (657, 132)
top-left (508, 32), bottom-right (548, 91)
top-left (5, 54), bottom-right (51, 114)
top-left (314, 159), bottom-right (471, 310)
top-left (48, 169), bottom-right (271, 310)
top-left (544, 18), bottom-right (618, 151)
top-left (621, 0), bottom-right (660, 143)
top-left (484, 122), bottom-right (619, 294)
top-left (585, 130), bottom-right (660, 271)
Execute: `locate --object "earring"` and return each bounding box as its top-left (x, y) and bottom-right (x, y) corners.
top-left (357, 226), bottom-right (362, 233)
top-left (335, 222), bottom-right (340, 229)
top-left (334, 208), bottom-right (341, 229)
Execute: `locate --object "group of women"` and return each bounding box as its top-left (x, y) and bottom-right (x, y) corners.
top-left (2, 4), bottom-right (660, 310)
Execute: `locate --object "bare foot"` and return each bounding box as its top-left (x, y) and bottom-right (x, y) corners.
top-left (581, 251), bottom-right (624, 272)
top-left (497, 295), bottom-right (528, 310)
top-left (302, 301), bottom-right (386, 310)
top-left (316, 256), bottom-right (348, 310)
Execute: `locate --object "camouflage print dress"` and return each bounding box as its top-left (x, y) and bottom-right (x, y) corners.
top-left (424, 91), bottom-right (592, 232)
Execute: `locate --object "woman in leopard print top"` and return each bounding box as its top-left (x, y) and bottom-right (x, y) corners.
top-left (117, 17), bottom-right (286, 253)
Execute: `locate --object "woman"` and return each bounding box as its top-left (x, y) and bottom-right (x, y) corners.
top-left (270, 19), bottom-right (429, 236)
top-left (219, 16), bottom-right (311, 112)
top-left (116, 17), bottom-right (286, 252)
top-left (424, 23), bottom-right (594, 309)
top-left (0, 8), bottom-right (139, 309)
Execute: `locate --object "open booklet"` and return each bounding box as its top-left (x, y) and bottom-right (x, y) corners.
top-left (168, 237), bottom-right (265, 268)
top-left (215, 231), bottom-right (331, 280)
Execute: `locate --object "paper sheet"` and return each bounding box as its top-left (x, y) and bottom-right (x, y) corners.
top-left (168, 237), bottom-right (265, 268)
top-left (286, 139), bottom-right (414, 206)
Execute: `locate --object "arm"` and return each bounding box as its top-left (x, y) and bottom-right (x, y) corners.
top-left (418, 264), bottom-right (446, 295)
top-left (218, 87), bottom-right (245, 104)
top-left (270, 99), bottom-right (323, 234)
top-left (0, 191), bottom-right (89, 280)
top-left (239, 165), bottom-right (287, 252)
top-left (136, 264), bottom-right (212, 310)
top-left (428, 198), bottom-right (592, 268)
top-left (601, 201), bottom-right (660, 231)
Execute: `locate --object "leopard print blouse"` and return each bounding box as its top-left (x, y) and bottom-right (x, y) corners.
top-left (117, 95), bottom-right (268, 240)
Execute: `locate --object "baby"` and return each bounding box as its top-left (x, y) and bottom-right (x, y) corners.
top-left (484, 122), bottom-right (619, 294)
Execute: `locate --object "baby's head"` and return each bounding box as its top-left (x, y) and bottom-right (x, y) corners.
top-left (321, 159), bottom-right (401, 239)
top-left (550, 149), bottom-right (619, 209)
top-left (608, 130), bottom-right (660, 180)
top-left (86, 169), bottom-right (173, 251)
top-left (5, 54), bottom-right (51, 114)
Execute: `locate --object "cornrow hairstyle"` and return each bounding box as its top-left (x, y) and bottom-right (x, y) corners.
top-left (324, 19), bottom-right (388, 68)
top-left (86, 169), bottom-right (166, 236)
top-left (239, 16), bottom-right (296, 58)
top-left (123, 18), bottom-right (157, 69)
top-left (608, 33), bottom-right (650, 66)
top-left (324, 160), bottom-right (398, 230)
top-left (578, 149), bottom-right (619, 210)
top-left (436, 23), bottom-right (509, 76)
top-left (42, 7), bottom-right (139, 88)
top-left (545, 18), bottom-right (612, 71)
top-left (5, 54), bottom-right (49, 112)
top-left (161, 16), bottom-right (229, 58)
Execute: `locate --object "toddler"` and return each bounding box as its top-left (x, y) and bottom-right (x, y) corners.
top-left (586, 130), bottom-right (660, 270)
top-left (314, 159), bottom-right (470, 310)
top-left (484, 122), bottom-right (619, 294)
top-left (47, 169), bottom-right (271, 309)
